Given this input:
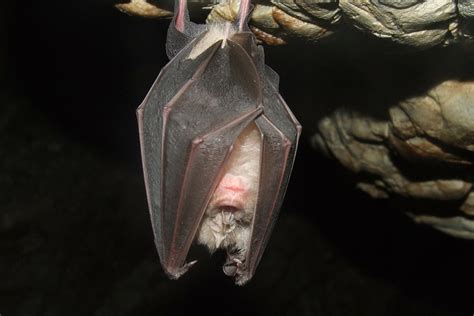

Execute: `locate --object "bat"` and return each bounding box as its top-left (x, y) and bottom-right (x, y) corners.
top-left (137, 0), bottom-right (301, 285)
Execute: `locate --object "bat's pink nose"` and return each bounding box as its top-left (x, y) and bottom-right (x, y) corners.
top-left (222, 185), bottom-right (245, 192)
top-left (211, 174), bottom-right (250, 211)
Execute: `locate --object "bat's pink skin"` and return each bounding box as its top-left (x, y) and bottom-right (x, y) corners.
top-left (175, 0), bottom-right (186, 32)
top-left (238, 0), bottom-right (250, 31)
top-left (212, 174), bottom-right (250, 211)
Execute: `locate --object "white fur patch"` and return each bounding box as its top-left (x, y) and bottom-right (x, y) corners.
top-left (187, 22), bottom-right (236, 60)
top-left (197, 123), bottom-right (262, 254)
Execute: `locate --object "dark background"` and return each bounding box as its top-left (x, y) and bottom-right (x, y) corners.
top-left (1, 1), bottom-right (474, 315)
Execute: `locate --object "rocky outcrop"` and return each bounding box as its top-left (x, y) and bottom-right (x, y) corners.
top-left (312, 79), bottom-right (474, 239)
top-left (117, 0), bottom-right (474, 48)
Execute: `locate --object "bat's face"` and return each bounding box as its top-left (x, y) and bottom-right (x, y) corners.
top-left (197, 123), bottom-right (261, 273)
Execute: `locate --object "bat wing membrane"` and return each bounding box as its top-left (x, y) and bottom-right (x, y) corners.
top-left (166, 0), bottom-right (207, 59)
top-left (214, 33), bottom-right (301, 284)
top-left (239, 65), bottom-right (302, 284)
top-left (137, 41), bottom-right (222, 262)
top-left (138, 38), bottom-right (264, 278)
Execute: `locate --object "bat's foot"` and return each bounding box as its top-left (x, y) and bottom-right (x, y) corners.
top-left (223, 249), bottom-right (251, 285)
top-left (223, 257), bottom-right (243, 276)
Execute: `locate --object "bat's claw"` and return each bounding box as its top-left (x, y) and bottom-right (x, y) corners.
top-left (223, 251), bottom-right (251, 285)
top-left (223, 258), bottom-right (242, 276)
top-left (223, 263), bottom-right (237, 276)
top-left (222, 249), bottom-right (254, 285)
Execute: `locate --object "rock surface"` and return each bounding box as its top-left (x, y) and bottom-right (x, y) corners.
top-left (117, 0), bottom-right (474, 47)
top-left (312, 79), bottom-right (474, 239)
top-left (339, 0), bottom-right (458, 48)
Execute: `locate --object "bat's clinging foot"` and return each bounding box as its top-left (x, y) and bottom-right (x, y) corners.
top-left (223, 250), bottom-right (245, 277)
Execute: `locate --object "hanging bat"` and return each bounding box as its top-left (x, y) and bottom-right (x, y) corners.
top-left (137, 0), bottom-right (301, 285)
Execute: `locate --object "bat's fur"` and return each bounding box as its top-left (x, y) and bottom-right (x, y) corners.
top-left (197, 123), bottom-right (261, 264)
top-left (187, 22), bottom-right (237, 60)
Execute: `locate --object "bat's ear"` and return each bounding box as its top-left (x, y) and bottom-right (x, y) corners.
top-left (166, 0), bottom-right (207, 59)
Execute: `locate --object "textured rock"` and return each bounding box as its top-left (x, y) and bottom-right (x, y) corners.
top-left (116, 0), bottom-right (173, 18)
top-left (339, 0), bottom-right (457, 48)
top-left (460, 192), bottom-right (474, 216)
top-left (117, 0), bottom-right (474, 47)
top-left (458, 0), bottom-right (474, 39)
top-left (206, 0), bottom-right (337, 44)
top-left (458, 0), bottom-right (474, 19)
top-left (312, 79), bottom-right (474, 239)
top-left (410, 215), bottom-right (474, 239)
top-left (390, 81), bottom-right (474, 163)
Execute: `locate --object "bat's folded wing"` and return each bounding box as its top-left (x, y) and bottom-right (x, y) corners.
top-left (240, 72), bottom-right (302, 284)
top-left (138, 40), bottom-right (264, 278)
